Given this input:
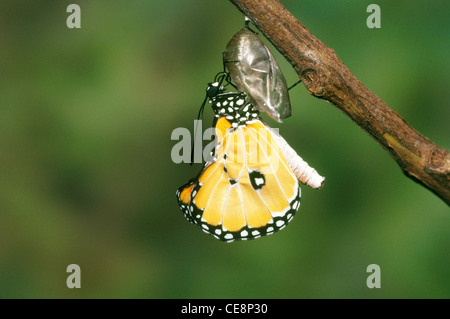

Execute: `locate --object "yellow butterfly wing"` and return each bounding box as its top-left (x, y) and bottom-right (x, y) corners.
top-left (176, 116), bottom-right (301, 242)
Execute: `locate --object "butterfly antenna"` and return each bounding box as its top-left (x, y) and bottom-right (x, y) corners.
top-left (224, 72), bottom-right (238, 90)
top-left (190, 69), bottom-right (238, 166)
top-left (222, 51), bottom-right (227, 74)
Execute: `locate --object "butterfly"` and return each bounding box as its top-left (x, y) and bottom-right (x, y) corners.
top-left (176, 76), bottom-right (324, 243)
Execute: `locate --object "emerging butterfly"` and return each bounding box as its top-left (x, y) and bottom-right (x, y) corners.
top-left (176, 73), bottom-right (324, 243)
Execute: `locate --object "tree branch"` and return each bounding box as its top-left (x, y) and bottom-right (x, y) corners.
top-left (228, 0), bottom-right (449, 204)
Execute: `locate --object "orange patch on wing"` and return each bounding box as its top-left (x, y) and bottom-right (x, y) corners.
top-left (215, 117), bottom-right (232, 141)
top-left (179, 184), bottom-right (194, 204)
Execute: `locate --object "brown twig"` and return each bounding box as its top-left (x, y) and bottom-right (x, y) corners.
top-left (228, 0), bottom-right (449, 204)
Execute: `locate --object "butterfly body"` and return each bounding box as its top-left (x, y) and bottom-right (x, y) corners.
top-left (176, 84), bottom-right (323, 243)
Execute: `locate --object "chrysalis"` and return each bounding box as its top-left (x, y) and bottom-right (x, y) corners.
top-left (224, 27), bottom-right (291, 123)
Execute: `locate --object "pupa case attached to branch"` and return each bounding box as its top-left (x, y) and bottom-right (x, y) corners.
top-left (224, 27), bottom-right (291, 122)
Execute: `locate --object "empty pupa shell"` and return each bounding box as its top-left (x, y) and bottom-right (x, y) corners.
top-left (224, 27), bottom-right (291, 122)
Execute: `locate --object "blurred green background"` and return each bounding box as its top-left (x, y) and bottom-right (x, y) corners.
top-left (0, 0), bottom-right (448, 299)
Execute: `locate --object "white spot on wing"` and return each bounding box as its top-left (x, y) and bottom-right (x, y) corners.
top-left (276, 220), bottom-right (285, 227)
top-left (224, 233), bottom-right (233, 240)
top-left (255, 177), bottom-right (264, 186)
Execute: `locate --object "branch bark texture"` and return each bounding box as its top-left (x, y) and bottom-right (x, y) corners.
top-left (229, 0), bottom-right (449, 204)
